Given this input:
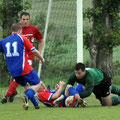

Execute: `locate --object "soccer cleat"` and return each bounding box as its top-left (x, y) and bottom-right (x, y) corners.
top-left (9, 92), bottom-right (18, 102)
top-left (77, 97), bottom-right (88, 107)
top-left (1, 97), bottom-right (8, 104)
top-left (34, 105), bottom-right (40, 109)
top-left (22, 96), bottom-right (29, 110)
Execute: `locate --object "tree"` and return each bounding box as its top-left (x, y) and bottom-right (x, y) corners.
top-left (84, 0), bottom-right (120, 78)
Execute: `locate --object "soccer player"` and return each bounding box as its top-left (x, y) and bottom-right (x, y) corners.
top-left (1, 12), bottom-right (44, 103)
top-left (0, 23), bottom-right (45, 110)
top-left (37, 81), bottom-right (87, 107)
top-left (37, 81), bottom-right (66, 107)
top-left (60, 62), bottom-right (120, 106)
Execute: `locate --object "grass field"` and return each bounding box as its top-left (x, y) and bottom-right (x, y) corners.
top-left (0, 93), bottom-right (120, 120)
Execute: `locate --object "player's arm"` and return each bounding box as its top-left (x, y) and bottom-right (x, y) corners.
top-left (62, 72), bottom-right (76, 94)
top-left (79, 78), bottom-right (94, 98)
top-left (22, 35), bottom-right (45, 64)
top-left (51, 81), bottom-right (66, 100)
top-left (34, 39), bottom-right (44, 62)
top-left (38, 38), bottom-right (44, 53)
top-left (32, 49), bottom-right (45, 64)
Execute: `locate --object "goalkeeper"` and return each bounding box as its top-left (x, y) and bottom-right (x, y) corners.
top-left (56, 62), bottom-right (120, 106)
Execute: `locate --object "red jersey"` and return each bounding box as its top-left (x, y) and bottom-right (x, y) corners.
top-left (21, 24), bottom-right (43, 60)
top-left (38, 90), bottom-right (62, 107)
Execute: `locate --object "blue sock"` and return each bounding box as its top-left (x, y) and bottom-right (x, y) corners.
top-left (25, 89), bottom-right (38, 106)
top-left (75, 84), bottom-right (84, 93)
top-left (68, 87), bottom-right (78, 95)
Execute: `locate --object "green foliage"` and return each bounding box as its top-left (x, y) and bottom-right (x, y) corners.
top-left (0, 0), bottom-right (32, 84)
top-left (23, 1), bottom-right (32, 10)
top-left (84, 0), bottom-right (120, 50)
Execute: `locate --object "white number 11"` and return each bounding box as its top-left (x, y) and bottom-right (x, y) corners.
top-left (5, 42), bottom-right (19, 57)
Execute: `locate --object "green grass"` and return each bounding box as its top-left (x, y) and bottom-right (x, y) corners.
top-left (0, 93), bottom-right (120, 120)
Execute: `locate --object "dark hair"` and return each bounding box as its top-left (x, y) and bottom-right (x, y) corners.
top-left (11, 23), bottom-right (21, 32)
top-left (75, 62), bottom-right (85, 71)
top-left (20, 12), bottom-right (30, 18)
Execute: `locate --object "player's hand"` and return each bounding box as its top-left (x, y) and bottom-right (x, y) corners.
top-left (34, 56), bottom-right (45, 64)
top-left (40, 57), bottom-right (45, 64)
top-left (59, 81), bottom-right (66, 87)
top-left (34, 56), bottom-right (40, 62)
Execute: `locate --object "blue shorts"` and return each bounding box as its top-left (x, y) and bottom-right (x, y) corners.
top-left (75, 84), bottom-right (84, 94)
top-left (14, 70), bottom-right (40, 86)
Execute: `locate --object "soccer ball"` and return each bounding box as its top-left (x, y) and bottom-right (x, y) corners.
top-left (65, 96), bottom-right (79, 107)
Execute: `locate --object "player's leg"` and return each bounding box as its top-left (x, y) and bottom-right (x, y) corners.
top-left (24, 83), bottom-right (41, 109)
top-left (22, 70), bottom-right (42, 109)
top-left (65, 84), bottom-right (87, 107)
top-left (100, 71), bottom-right (120, 106)
top-left (94, 75), bottom-right (120, 106)
top-left (101, 93), bottom-right (120, 106)
top-left (1, 78), bottom-right (19, 104)
top-left (111, 84), bottom-right (120, 96)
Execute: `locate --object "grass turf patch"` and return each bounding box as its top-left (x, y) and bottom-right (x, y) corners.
top-left (0, 94), bottom-right (120, 120)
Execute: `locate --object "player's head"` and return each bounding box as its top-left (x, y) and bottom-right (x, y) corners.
top-left (11, 23), bottom-right (21, 34)
top-left (20, 12), bottom-right (30, 27)
top-left (74, 63), bottom-right (86, 79)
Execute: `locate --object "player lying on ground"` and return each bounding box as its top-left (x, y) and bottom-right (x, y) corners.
top-left (37, 81), bottom-right (87, 107)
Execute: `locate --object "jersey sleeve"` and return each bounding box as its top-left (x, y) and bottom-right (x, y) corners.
top-left (67, 72), bottom-right (76, 86)
top-left (34, 26), bottom-right (43, 40)
top-left (38, 90), bottom-right (54, 102)
top-left (0, 40), bottom-right (3, 52)
top-left (79, 76), bottom-right (94, 98)
top-left (21, 36), bottom-right (36, 51)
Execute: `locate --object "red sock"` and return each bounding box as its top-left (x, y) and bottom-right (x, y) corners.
top-left (5, 81), bottom-right (19, 97)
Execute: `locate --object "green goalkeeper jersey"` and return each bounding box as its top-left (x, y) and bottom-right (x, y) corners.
top-left (67, 68), bottom-right (104, 98)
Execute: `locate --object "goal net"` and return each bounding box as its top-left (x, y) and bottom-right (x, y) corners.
top-left (0, 0), bottom-right (91, 97)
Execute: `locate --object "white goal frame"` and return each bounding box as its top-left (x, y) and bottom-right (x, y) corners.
top-left (38, 0), bottom-right (83, 77)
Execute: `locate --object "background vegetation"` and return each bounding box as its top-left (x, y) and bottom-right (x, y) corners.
top-left (0, 0), bottom-right (120, 96)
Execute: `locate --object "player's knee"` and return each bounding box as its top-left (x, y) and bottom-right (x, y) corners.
top-left (101, 96), bottom-right (112, 106)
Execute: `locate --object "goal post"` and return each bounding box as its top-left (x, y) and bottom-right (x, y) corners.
top-left (37, 0), bottom-right (53, 77)
top-left (38, 0), bottom-right (83, 78)
top-left (77, 0), bottom-right (83, 63)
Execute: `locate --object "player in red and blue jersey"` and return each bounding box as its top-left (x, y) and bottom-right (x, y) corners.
top-left (37, 81), bottom-right (66, 107)
top-left (1, 12), bottom-right (44, 104)
top-left (0, 23), bottom-right (45, 110)
top-left (37, 81), bottom-right (87, 107)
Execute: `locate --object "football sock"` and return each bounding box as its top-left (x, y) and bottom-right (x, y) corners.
top-left (75, 84), bottom-right (84, 93)
top-left (25, 89), bottom-right (38, 106)
top-left (68, 87), bottom-right (78, 95)
top-left (111, 84), bottom-right (120, 96)
top-left (111, 96), bottom-right (120, 105)
top-left (5, 81), bottom-right (19, 97)
top-left (53, 94), bottom-right (65, 105)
